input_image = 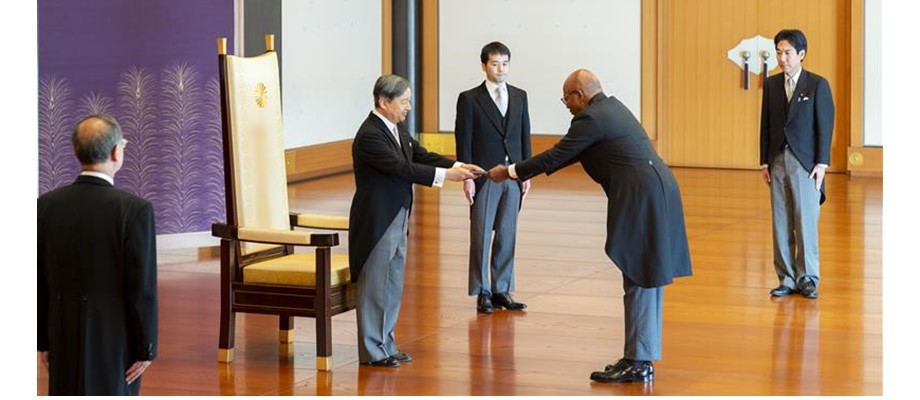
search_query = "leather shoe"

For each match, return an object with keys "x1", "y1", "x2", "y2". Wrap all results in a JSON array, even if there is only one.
[
  {"x1": 800, "y1": 280, "x2": 818, "y2": 299},
  {"x1": 604, "y1": 358, "x2": 654, "y2": 375},
  {"x1": 604, "y1": 358, "x2": 631, "y2": 371},
  {"x1": 591, "y1": 360, "x2": 654, "y2": 383},
  {"x1": 491, "y1": 293, "x2": 527, "y2": 310},
  {"x1": 477, "y1": 295, "x2": 494, "y2": 314},
  {"x1": 391, "y1": 352, "x2": 412, "y2": 362},
  {"x1": 362, "y1": 356, "x2": 400, "y2": 367},
  {"x1": 769, "y1": 285, "x2": 797, "y2": 297}
]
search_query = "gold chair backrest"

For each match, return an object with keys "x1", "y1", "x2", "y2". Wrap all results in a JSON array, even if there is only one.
[{"x1": 225, "y1": 52, "x2": 290, "y2": 255}]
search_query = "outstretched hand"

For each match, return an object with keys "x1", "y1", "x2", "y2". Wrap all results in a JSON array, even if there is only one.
[
  {"x1": 488, "y1": 165, "x2": 511, "y2": 183},
  {"x1": 446, "y1": 166, "x2": 476, "y2": 181},
  {"x1": 461, "y1": 163, "x2": 487, "y2": 175}
]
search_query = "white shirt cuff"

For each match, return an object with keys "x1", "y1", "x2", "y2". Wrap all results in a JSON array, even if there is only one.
[
  {"x1": 508, "y1": 164, "x2": 519, "y2": 179},
  {"x1": 433, "y1": 162, "x2": 463, "y2": 187},
  {"x1": 816, "y1": 163, "x2": 828, "y2": 169},
  {"x1": 433, "y1": 167, "x2": 447, "y2": 187}
]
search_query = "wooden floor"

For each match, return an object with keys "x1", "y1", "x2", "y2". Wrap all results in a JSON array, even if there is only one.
[{"x1": 37, "y1": 167, "x2": 882, "y2": 395}]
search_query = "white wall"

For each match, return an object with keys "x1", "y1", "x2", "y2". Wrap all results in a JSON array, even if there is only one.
[
  {"x1": 281, "y1": 0, "x2": 381, "y2": 148},
  {"x1": 864, "y1": 0, "x2": 882, "y2": 146},
  {"x1": 438, "y1": 0, "x2": 641, "y2": 135}
]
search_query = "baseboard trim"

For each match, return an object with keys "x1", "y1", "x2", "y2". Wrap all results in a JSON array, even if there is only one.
[
  {"x1": 156, "y1": 231, "x2": 218, "y2": 250},
  {"x1": 282, "y1": 134, "x2": 564, "y2": 180},
  {"x1": 418, "y1": 132, "x2": 563, "y2": 158},
  {"x1": 285, "y1": 139, "x2": 353, "y2": 182}
]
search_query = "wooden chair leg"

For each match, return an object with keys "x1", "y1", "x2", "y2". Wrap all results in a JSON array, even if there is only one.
[
  {"x1": 279, "y1": 315, "x2": 294, "y2": 343},
  {"x1": 218, "y1": 310, "x2": 235, "y2": 363},
  {"x1": 316, "y1": 312, "x2": 332, "y2": 371},
  {"x1": 315, "y1": 247, "x2": 332, "y2": 371},
  {"x1": 218, "y1": 240, "x2": 235, "y2": 363}
]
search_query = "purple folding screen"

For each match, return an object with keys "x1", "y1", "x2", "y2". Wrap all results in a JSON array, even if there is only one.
[{"x1": 38, "y1": 0, "x2": 233, "y2": 234}]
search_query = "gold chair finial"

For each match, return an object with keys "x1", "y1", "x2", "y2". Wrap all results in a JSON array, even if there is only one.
[
  {"x1": 217, "y1": 37, "x2": 227, "y2": 55},
  {"x1": 265, "y1": 34, "x2": 275, "y2": 52}
]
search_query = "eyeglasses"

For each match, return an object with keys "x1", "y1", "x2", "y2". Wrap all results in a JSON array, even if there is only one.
[{"x1": 560, "y1": 90, "x2": 581, "y2": 106}]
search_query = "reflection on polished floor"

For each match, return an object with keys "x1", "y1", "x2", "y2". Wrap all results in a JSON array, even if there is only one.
[{"x1": 37, "y1": 167, "x2": 882, "y2": 395}]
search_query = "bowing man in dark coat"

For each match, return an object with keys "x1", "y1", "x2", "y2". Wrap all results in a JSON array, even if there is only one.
[
  {"x1": 38, "y1": 115, "x2": 157, "y2": 395},
  {"x1": 349, "y1": 75, "x2": 484, "y2": 367},
  {"x1": 488, "y1": 69, "x2": 692, "y2": 383}
]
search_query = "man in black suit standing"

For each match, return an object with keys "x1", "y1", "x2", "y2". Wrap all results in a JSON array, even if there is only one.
[
  {"x1": 488, "y1": 69, "x2": 692, "y2": 383},
  {"x1": 454, "y1": 41, "x2": 532, "y2": 314},
  {"x1": 349, "y1": 75, "x2": 484, "y2": 367},
  {"x1": 38, "y1": 115, "x2": 158, "y2": 395},
  {"x1": 760, "y1": 29, "x2": 834, "y2": 300}
]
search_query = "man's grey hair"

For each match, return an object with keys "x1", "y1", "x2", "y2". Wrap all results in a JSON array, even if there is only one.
[
  {"x1": 72, "y1": 114, "x2": 123, "y2": 165},
  {"x1": 373, "y1": 74, "x2": 410, "y2": 108}
]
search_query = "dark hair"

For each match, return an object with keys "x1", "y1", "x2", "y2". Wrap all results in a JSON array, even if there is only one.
[
  {"x1": 774, "y1": 29, "x2": 808, "y2": 58},
  {"x1": 373, "y1": 74, "x2": 410, "y2": 108},
  {"x1": 480, "y1": 41, "x2": 511, "y2": 64},
  {"x1": 72, "y1": 114, "x2": 122, "y2": 165}
]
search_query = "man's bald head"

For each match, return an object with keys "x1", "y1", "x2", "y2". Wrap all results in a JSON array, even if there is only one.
[
  {"x1": 564, "y1": 69, "x2": 603, "y2": 98},
  {"x1": 72, "y1": 114, "x2": 123, "y2": 166},
  {"x1": 561, "y1": 69, "x2": 604, "y2": 115}
]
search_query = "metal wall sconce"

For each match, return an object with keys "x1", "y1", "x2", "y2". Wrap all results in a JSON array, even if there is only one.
[{"x1": 727, "y1": 35, "x2": 777, "y2": 90}]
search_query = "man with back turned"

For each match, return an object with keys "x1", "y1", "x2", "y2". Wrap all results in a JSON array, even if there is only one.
[{"x1": 38, "y1": 114, "x2": 158, "y2": 395}]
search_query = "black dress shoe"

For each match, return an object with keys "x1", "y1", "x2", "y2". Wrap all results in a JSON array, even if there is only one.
[
  {"x1": 391, "y1": 352, "x2": 413, "y2": 362},
  {"x1": 362, "y1": 356, "x2": 400, "y2": 367},
  {"x1": 770, "y1": 285, "x2": 797, "y2": 297},
  {"x1": 591, "y1": 360, "x2": 654, "y2": 383},
  {"x1": 800, "y1": 280, "x2": 818, "y2": 299},
  {"x1": 477, "y1": 295, "x2": 494, "y2": 314},
  {"x1": 491, "y1": 293, "x2": 527, "y2": 310},
  {"x1": 604, "y1": 358, "x2": 631, "y2": 371},
  {"x1": 604, "y1": 358, "x2": 654, "y2": 375}
]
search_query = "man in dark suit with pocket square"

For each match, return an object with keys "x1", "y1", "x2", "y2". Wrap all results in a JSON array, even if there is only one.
[
  {"x1": 38, "y1": 115, "x2": 158, "y2": 395},
  {"x1": 760, "y1": 29, "x2": 835, "y2": 300}
]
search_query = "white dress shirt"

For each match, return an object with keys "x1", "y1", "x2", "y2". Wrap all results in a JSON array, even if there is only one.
[{"x1": 484, "y1": 79, "x2": 508, "y2": 116}]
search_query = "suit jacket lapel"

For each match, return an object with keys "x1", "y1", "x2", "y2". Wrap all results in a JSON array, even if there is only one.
[
  {"x1": 770, "y1": 75, "x2": 788, "y2": 123},
  {"x1": 369, "y1": 112, "x2": 404, "y2": 157},
  {"x1": 475, "y1": 83, "x2": 506, "y2": 135},
  {"x1": 505, "y1": 87, "x2": 521, "y2": 133},
  {"x1": 398, "y1": 127, "x2": 412, "y2": 160},
  {"x1": 786, "y1": 70, "x2": 808, "y2": 124}
]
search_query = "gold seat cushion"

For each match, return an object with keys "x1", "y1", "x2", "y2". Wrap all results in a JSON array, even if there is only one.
[{"x1": 243, "y1": 254, "x2": 350, "y2": 287}]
